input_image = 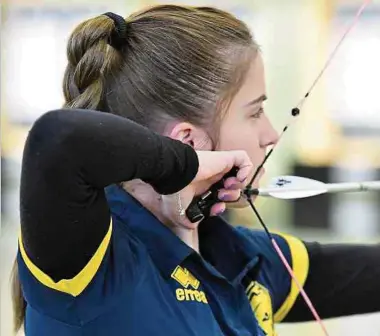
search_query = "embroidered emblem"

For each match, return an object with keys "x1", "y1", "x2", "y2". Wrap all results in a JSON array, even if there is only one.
[{"x1": 246, "y1": 281, "x2": 277, "y2": 336}]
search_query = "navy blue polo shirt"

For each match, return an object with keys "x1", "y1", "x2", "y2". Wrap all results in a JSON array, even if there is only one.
[{"x1": 18, "y1": 184, "x2": 309, "y2": 336}]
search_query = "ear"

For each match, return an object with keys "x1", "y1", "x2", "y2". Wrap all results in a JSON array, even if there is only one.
[{"x1": 166, "y1": 122, "x2": 213, "y2": 150}]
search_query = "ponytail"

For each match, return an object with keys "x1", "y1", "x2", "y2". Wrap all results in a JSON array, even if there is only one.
[
  {"x1": 63, "y1": 14, "x2": 125, "y2": 110},
  {"x1": 10, "y1": 258, "x2": 26, "y2": 334}
]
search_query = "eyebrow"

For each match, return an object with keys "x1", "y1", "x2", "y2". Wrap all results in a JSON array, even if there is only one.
[{"x1": 244, "y1": 94, "x2": 267, "y2": 107}]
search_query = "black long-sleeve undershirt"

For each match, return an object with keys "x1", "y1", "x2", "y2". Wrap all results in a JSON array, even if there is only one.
[
  {"x1": 19, "y1": 109, "x2": 379, "y2": 321},
  {"x1": 20, "y1": 109, "x2": 199, "y2": 281},
  {"x1": 286, "y1": 241, "x2": 380, "y2": 321}
]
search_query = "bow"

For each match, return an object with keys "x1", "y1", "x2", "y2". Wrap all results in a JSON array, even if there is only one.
[{"x1": 242, "y1": 1, "x2": 374, "y2": 335}]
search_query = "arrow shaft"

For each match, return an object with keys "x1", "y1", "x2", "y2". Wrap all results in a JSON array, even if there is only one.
[
  {"x1": 322, "y1": 181, "x2": 380, "y2": 192},
  {"x1": 253, "y1": 181, "x2": 380, "y2": 197}
]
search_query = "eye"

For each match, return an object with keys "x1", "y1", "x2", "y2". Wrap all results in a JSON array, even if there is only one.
[{"x1": 250, "y1": 107, "x2": 264, "y2": 119}]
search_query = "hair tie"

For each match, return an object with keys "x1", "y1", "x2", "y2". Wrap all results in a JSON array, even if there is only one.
[{"x1": 103, "y1": 12, "x2": 128, "y2": 50}]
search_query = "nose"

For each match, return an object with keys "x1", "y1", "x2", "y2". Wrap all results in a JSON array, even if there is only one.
[{"x1": 260, "y1": 116, "x2": 279, "y2": 147}]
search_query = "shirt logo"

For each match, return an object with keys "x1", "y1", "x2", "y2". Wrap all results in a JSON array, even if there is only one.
[
  {"x1": 246, "y1": 281, "x2": 277, "y2": 336},
  {"x1": 171, "y1": 266, "x2": 208, "y2": 304}
]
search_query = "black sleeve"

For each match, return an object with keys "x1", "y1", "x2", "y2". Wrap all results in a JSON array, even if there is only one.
[
  {"x1": 283, "y1": 241, "x2": 380, "y2": 322},
  {"x1": 20, "y1": 109, "x2": 199, "y2": 281}
]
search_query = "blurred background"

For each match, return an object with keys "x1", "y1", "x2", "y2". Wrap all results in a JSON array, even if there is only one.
[{"x1": 1, "y1": 0, "x2": 380, "y2": 335}]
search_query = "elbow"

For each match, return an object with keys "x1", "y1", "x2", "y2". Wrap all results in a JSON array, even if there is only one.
[
  {"x1": 24, "y1": 110, "x2": 78, "y2": 165},
  {"x1": 26, "y1": 110, "x2": 76, "y2": 152}
]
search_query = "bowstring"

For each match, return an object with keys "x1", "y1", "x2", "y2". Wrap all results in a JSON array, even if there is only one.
[
  {"x1": 246, "y1": 198, "x2": 329, "y2": 336},
  {"x1": 242, "y1": 1, "x2": 372, "y2": 335},
  {"x1": 246, "y1": 0, "x2": 372, "y2": 191}
]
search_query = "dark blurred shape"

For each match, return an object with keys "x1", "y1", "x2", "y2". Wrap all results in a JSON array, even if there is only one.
[{"x1": 290, "y1": 165, "x2": 332, "y2": 230}]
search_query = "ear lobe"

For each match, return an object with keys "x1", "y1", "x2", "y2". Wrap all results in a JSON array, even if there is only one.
[
  {"x1": 182, "y1": 130, "x2": 194, "y2": 146},
  {"x1": 181, "y1": 136, "x2": 195, "y2": 147},
  {"x1": 168, "y1": 123, "x2": 194, "y2": 145}
]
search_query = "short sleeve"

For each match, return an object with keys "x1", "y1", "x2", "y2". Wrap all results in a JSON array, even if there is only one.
[
  {"x1": 237, "y1": 227, "x2": 310, "y2": 322},
  {"x1": 18, "y1": 220, "x2": 113, "y2": 297}
]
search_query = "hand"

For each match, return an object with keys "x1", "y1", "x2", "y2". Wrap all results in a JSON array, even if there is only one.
[{"x1": 161, "y1": 150, "x2": 253, "y2": 227}]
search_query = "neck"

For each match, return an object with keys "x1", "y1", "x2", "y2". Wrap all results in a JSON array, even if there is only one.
[
  {"x1": 171, "y1": 226, "x2": 199, "y2": 253},
  {"x1": 122, "y1": 180, "x2": 200, "y2": 253}
]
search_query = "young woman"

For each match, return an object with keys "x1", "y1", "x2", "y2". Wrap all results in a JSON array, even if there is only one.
[{"x1": 12, "y1": 5, "x2": 379, "y2": 336}]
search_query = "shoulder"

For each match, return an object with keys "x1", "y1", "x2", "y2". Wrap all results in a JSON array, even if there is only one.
[
  {"x1": 235, "y1": 226, "x2": 310, "y2": 320},
  {"x1": 235, "y1": 226, "x2": 308, "y2": 266}
]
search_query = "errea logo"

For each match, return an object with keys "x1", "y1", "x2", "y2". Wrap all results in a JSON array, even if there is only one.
[{"x1": 171, "y1": 266, "x2": 208, "y2": 304}]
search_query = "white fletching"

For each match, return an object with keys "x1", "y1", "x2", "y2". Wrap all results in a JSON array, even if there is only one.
[{"x1": 264, "y1": 176, "x2": 327, "y2": 199}]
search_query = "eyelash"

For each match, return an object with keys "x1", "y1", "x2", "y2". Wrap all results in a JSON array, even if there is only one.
[{"x1": 251, "y1": 107, "x2": 264, "y2": 119}]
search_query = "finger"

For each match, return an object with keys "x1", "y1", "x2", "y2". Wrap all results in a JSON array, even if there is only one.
[
  {"x1": 230, "y1": 151, "x2": 253, "y2": 183},
  {"x1": 207, "y1": 172, "x2": 226, "y2": 186},
  {"x1": 194, "y1": 173, "x2": 225, "y2": 196},
  {"x1": 236, "y1": 164, "x2": 252, "y2": 184},
  {"x1": 218, "y1": 189, "x2": 241, "y2": 202},
  {"x1": 223, "y1": 176, "x2": 244, "y2": 190},
  {"x1": 209, "y1": 202, "x2": 226, "y2": 217},
  {"x1": 194, "y1": 151, "x2": 233, "y2": 181}
]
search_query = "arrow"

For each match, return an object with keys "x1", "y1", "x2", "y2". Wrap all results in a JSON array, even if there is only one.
[{"x1": 246, "y1": 176, "x2": 380, "y2": 199}]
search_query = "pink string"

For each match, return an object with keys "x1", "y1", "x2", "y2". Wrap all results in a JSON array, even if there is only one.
[
  {"x1": 263, "y1": 2, "x2": 372, "y2": 336},
  {"x1": 271, "y1": 239, "x2": 330, "y2": 336},
  {"x1": 296, "y1": 0, "x2": 373, "y2": 111},
  {"x1": 255, "y1": 0, "x2": 373, "y2": 178}
]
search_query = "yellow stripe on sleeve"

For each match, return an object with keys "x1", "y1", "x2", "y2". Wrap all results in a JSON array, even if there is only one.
[
  {"x1": 19, "y1": 220, "x2": 113, "y2": 297},
  {"x1": 273, "y1": 232, "x2": 309, "y2": 322}
]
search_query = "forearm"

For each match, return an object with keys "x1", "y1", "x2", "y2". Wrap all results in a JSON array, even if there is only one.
[
  {"x1": 20, "y1": 108, "x2": 199, "y2": 280},
  {"x1": 26, "y1": 109, "x2": 198, "y2": 192}
]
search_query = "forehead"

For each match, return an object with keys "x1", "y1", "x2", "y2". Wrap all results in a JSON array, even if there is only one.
[{"x1": 230, "y1": 53, "x2": 266, "y2": 106}]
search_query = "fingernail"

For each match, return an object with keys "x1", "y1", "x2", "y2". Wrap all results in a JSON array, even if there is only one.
[
  {"x1": 216, "y1": 209, "x2": 225, "y2": 216},
  {"x1": 219, "y1": 193, "x2": 228, "y2": 201}
]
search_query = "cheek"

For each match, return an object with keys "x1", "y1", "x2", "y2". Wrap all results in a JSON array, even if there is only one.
[
  {"x1": 194, "y1": 133, "x2": 214, "y2": 151},
  {"x1": 217, "y1": 120, "x2": 261, "y2": 161}
]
